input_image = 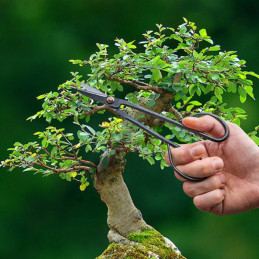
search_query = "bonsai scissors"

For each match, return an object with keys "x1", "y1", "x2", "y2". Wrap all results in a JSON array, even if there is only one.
[{"x1": 72, "y1": 83, "x2": 229, "y2": 182}]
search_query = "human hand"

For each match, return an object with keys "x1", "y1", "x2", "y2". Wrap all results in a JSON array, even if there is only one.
[{"x1": 165, "y1": 116, "x2": 259, "y2": 215}]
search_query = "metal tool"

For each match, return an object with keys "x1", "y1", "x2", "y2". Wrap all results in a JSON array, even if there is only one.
[{"x1": 72, "y1": 83, "x2": 229, "y2": 181}]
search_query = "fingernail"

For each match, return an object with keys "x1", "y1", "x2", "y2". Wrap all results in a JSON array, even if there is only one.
[
  {"x1": 212, "y1": 158, "x2": 224, "y2": 172},
  {"x1": 190, "y1": 145, "x2": 205, "y2": 157}
]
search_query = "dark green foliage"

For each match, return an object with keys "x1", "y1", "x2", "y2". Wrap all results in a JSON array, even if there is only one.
[{"x1": 1, "y1": 19, "x2": 259, "y2": 191}]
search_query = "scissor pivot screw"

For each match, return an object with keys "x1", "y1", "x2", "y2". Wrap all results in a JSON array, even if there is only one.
[{"x1": 107, "y1": 96, "x2": 115, "y2": 104}]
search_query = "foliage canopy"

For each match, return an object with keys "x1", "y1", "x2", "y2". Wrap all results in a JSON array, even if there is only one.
[{"x1": 2, "y1": 19, "x2": 259, "y2": 190}]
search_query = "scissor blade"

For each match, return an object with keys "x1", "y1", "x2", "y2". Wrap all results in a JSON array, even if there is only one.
[
  {"x1": 71, "y1": 83, "x2": 108, "y2": 105},
  {"x1": 80, "y1": 83, "x2": 107, "y2": 97}
]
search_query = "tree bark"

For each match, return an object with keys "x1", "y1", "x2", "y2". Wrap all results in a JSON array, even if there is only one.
[
  {"x1": 94, "y1": 150, "x2": 185, "y2": 258},
  {"x1": 94, "y1": 150, "x2": 150, "y2": 237},
  {"x1": 94, "y1": 89, "x2": 185, "y2": 258}
]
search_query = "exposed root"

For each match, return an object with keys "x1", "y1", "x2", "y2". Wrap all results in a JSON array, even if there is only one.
[{"x1": 97, "y1": 228, "x2": 186, "y2": 259}]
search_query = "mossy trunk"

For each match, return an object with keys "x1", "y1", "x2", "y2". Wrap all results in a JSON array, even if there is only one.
[
  {"x1": 94, "y1": 89, "x2": 185, "y2": 258},
  {"x1": 94, "y1": 150, "x2": 186, "y2": 259}
]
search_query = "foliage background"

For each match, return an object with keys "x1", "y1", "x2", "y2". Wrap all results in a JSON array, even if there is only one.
[{"x1": 0, "y1": 0, "x2": 258, "y2": 258}]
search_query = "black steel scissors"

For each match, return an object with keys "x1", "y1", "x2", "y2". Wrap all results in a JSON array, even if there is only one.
[{"x1": 72, "y1": 83, "x2": 229, "y2": 182}]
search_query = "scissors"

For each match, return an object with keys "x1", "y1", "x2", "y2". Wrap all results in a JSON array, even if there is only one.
[{"x1": 72, "y1": 83, "x2": 229, "y2": 182}]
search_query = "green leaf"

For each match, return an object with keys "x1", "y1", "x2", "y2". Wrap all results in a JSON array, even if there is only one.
[
  {"x1": 84, "y1": 125, "x2": 96, "y2": 135},
  {"x1": 151, "y1": 69, "x2": 162, "y2": 82},
  {"x1": 244, "y1": 85, "x2": 254, "y2": 99},
  {"x1": 109, "y1": 149, "x2": 116, "y2": 155},
  {"x1": 77, "y1": 131, "x2": 89, "y2": 141},
  {"x1": 204, "y1": 38, "x2": 213, "y2": 44},
  {"x1": 37, "y1": 95, "x2": 46, "y2": 100},
  {"x1": 51, "y1": 146, "x2": 58, "y2": 157},
  {"x1": 199, "y1": 29, "x2": 207, "y2": 37},
  {"x1": 146, "y1": 156, "x2": 155, "y2": 165},
  {"x1": 227, "y1": 81, "x2": 237, "y2": 93},
  {"x1": 148, "y1": 99, "x2": 156, "y2": 108},
  {"x1": 112, "y1": 133, "x2": 123, "y2": 141},
  {"x1": 189, "y1": 101, "x2": 202, "y2": 106},
  {"x1": 245, "y1": 71, "x2": 259, "y2": 79},
  {"x1": 251, "y1": 135, "x2": 259, "y2": 145},
  {"x1": 42, "y1": 138, "x2": 48, "y2": 148},
  {"x1": 101, "y1": 154, "x2": 110, "y2": 168},
  {"x1": 23, "y1": 167, "x2": 36, "y2": 172},
  {"x1": 80, "y1": 182, "x2": 89, "y2": 191},
  {"x1": 238, "y1": 86, "x2": 247, "y2": 103},
  {"x1": 186, "y1": 105, "x2": 194, "y2": 112},
  {"x1": 215, "y1": 87, "x2": 223, "y2": 102},
  {"x1": 208, "y1": 45, "x2": 221, "y2": 52},
  {"x1": 169, "y1": 34, "x2": 183, "y2": 43}
]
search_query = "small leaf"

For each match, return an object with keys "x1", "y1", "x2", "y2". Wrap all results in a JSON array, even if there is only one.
[
  {"x1": 23, "y1": 168, "x2": 36, "y2": 172},
  {"x1": 148, "y1": 99, "x2": 156, "y2": 108},
  {"x1": 215, "y1": 87, "x2": 223, "y2": 102},
  {"x1": 251, "y1": 135, "x2": 259, "y2": 145},
  {"x1": 37, "y1": 95, "x2": 45, "y2": 100},
  {"x1": 80, "y1": 182, "x2": 89, "y2": 191},
  {"x1": 101, "y1": 155, "x2": 110, "y2": 168},
  {"x1": 109, "y1": 149, "x2": 116, "y2": 155},
  {"x1": 151, "y1": 69, "x2": 162, "y2": 82},
  {"x1": 244, "y1": 85, "x2": 254, "y2": 99},
  {"x1": 227, "y1": 82, "x2": 237, "y2": 93},
  {"x1": 77, "y1": 131, "x2": 89, "y2": 141},
  {"x1": 208, "y1": 45, "x2": 221, "y2": 52},
  {"x1": 70, "y1": 172, "x2": 77, "y2": 178},
  {"x1": 101, "y1": 122, "x2": 110, "y2": 128},
  {"x1": 199, "y1": 29, "x2": 207, "y2": 37},
  {"x1": 84, "y1": 125, "x2": 96, "y2": 135},
  {"x1": 238, "y1": 86, "x2": 247, "y2": 103},
  {"x1": 189, "y1": 101, "x2": 202, "y2": 106}
]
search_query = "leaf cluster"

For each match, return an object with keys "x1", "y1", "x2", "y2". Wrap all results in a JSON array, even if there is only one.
[{"x1": 2, "y1": 19, "x2": 259, "y2": 190}]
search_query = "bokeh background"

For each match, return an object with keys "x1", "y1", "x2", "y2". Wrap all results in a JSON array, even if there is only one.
[{"x1": 1, "y1": 0, "x2": 259, "y2": 258}]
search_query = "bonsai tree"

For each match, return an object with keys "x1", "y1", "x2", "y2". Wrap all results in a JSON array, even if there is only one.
[{"x1": 1, "y1": 19, "x2": 259, "y2": 258}]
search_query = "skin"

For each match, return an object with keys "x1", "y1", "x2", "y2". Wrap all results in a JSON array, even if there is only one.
[{"x1": 165, "y1": 116, "x2": 259, "y2": 215}]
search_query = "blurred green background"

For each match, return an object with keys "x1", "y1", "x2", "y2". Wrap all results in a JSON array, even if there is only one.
[{"x1": 1, "y1": 0, "x2": 259, "y2": 258}]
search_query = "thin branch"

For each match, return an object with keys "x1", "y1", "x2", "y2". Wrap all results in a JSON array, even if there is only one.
[
  {"x1": 104, "y1": 74, "x2": 164, "y2": 94},
  {"x1": 168, "y1": 107, "x2": 183, "y2": 120},
  {"x1": 84, "y1": 104, "x2": 117, "y2": 117}
]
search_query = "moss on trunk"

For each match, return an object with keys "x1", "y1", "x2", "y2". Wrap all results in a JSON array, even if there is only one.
[{"x1": 97, "y1": 228, "x2": 186, "y2": 259}]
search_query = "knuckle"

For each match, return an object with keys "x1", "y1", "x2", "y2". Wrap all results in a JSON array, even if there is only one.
[
  {"x1": 177, "y1": 149, "x2": 186, "y2": 163},
  {"x1": 183, "y1": 182, "x2": 195, "y2": 197},
  {"x1": 199, "y1": 162, "x2": 209, "y2": 177},
  {"x1": 214, "y1": 189, "x2": 223, "y2": 202},
  {"x1": 193, "y1": 196, "x2": 209, "y2": 212},
  {"x1": 211, "y1": 175, "x2": 221, "y2": 189}
]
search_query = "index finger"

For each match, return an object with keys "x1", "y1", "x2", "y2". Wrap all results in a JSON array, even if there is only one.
[{"x1": 182, "y1": 115, "x2": 227, "y2": 139}]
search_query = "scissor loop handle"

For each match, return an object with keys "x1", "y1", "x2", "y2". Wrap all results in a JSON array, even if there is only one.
[
  {"x1": 186, "y1": 112, "x2": 229, "y2": 142},
  {"x1": 167, "y1": 144, "x2": 207, "y2": 182},
  {"x1": 168, "y1": 112, "x2": 229, "y2": 182}
]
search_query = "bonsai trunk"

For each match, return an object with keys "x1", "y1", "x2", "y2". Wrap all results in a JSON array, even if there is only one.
[{"x1": 94, "y1": 150, "x2": 185, "y2": 259}]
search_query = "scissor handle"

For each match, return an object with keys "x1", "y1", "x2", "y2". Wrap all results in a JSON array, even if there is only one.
[
  {"x1": 120, "y1": 100, "x2": 229, "y2": 144},
  {"x1": 117, "y1": 102, "x2": 229, "y2": 182}
]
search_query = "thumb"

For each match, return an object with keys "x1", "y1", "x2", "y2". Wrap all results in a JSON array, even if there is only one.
[{"x1": 182, "y1": 115, "x2": 226, "y2": 138}]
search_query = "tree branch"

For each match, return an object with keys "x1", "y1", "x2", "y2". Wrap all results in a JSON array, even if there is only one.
[
  {"x1": 169, "y1": 107, "x2": 183, "y2": 120},
  {"x1": 104, "y1": 74, "x2": 164, "y2": 94}
]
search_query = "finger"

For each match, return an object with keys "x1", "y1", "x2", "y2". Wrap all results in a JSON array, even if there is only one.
[
  {"x1": 182, "y1": 115, "x2": 226, "y2": 139},
  {"x1": 165, "y1": 143, "x2": 207, "y2": 166},
  {"x1": 175, "y1": 156, "x2": 224, "y2": 179},
  {"x1": 183, "y1": 173, "x2": 226, "y2": 197},
  {"x1": 193, "y1": 189, "x2": 226, "y2": 213}
]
